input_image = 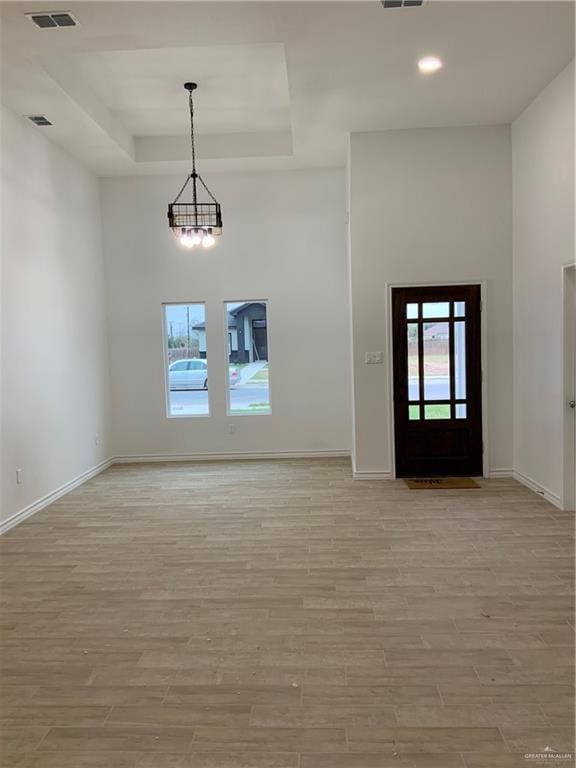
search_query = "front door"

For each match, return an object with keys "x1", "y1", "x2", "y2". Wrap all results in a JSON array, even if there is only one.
[
  {"x1": 392, "y1": 285, "x2": 483, "y2": 477},
  {"x1": 252, "y1": 319, "x2": 268, "y2": 361}
]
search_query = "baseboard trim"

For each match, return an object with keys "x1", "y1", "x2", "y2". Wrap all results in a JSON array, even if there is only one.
[
  {"x1": 487, "y1": 468, "x2": 514, "y2": 478},
  {"x1": 513, "y1": 470, "x2": 562, "y2": 509},
  {"x1": 353, "y1": 470, "x2": 392, "y2": 481},
  {"x1": 356, "y1": 469, "x2": 515, "y2": 481},
  {"x1": 113, "y1": 450, "x2": 350, "y2": 464},
  {"x1": 0, "y1": 458, "x2": 113, "y2": 536}
]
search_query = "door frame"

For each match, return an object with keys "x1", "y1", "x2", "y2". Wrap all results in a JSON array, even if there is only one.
[
  {"x1": 562, "y1": 263, "x2": 576, "y2": 511},
  {"x1": 385, "y1": 280, "x2": 489, "y2": 479}
]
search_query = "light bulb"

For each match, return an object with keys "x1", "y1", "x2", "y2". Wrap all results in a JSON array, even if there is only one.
[
  {"x1": 180, "y1": 232, "x2": 194, "y2": 248},
  {"x1": 202, "y1": 233, "x2": 215, "y2": 248},
  {"x1": 191, "y1": 230, "x2": 202, "y2": 246},
  {"x1": 418, "y1": 55, "x2": 443, "y2": 74}
]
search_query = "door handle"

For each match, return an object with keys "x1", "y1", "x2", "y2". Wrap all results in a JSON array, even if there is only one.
[{"x1": 570, "y1": 400, "x2": 576, "y2": 409}]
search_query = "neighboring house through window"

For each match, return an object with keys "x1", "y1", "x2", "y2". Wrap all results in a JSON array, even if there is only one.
[
  {"x1": 193, "y1": 302, "x2": 268, "y2": 363},
  {"x1": 225, "y1": 301, "x2": 270, "y2": 415}
]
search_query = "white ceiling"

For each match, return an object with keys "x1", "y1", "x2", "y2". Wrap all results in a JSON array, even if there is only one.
[
  {"x1": 46, "y1": 44, "x2": 291, "y2": 134},
  {"x1": 1, "y1": 1, "x2": 573, "y2": 176}
]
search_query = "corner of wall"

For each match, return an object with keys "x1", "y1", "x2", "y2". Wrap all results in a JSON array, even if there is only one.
[{"x1": 511, "y1": 59, "x2": 575, "y2": 504}]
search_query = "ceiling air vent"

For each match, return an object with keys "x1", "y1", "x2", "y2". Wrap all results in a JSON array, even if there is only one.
[
  {"x1": 25, "y1": 11, "x2": 78, "y2": 28},
  {"x1": 27, "y1": 115, "x2": 53, "y2": 126},
  {"x1": 381, "y1": 0, "x2": 424, "y2": 7}
]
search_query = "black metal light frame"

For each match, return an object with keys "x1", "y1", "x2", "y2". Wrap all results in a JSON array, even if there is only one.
[{"x1": 168, "y1": 83, "x2": 222, "y2": 239}]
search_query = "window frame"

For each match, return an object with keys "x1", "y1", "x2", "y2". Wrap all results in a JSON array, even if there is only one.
[
  {"x1": 161, "y1": 301, "x2": 210, "y2": 419},
  {"x1": 224, "y1": 299, "x2": 272, "y2": 417}
]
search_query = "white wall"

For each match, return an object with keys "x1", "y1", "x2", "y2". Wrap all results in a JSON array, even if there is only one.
[
  {"x1": 348, "y1": 126, "x2": 513, "y2": 476},
  {"x1": 1, "y1": 107, "x2": 110, "y2": 526},
  {"x1": 512, "y1": 61, "x2": 575, "y2": 506},
  {"x1": 100, "y1": 169, "x2": 351, "y2": 458}
]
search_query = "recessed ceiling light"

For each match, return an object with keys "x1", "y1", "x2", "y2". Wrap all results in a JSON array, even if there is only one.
[{"x1": 418, "y1": 56, "x2": 443, "y2": 74}]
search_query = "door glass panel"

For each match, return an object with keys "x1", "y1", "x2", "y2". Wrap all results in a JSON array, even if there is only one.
[
  {"x1": 424, "y1": 404, "x2": 451, "y2": 419},
  {"x1": 454, "y1": 321, "x2": 466, "y2": 399},
  {"x1": 454, "y1": 301, "x2": 466, "y2": 317},
  {"x1": 422, "y1": 302, "x2": 449, "y2": 319},
  {"x1": 455, "y1": 404, "x2": 467, "y2": 419},
  {"x1": 406, "y1": 303, "x2": 418, "y2": 320},
  {"x1": 407, "y1": 323, "x2": 419, "y2": 401},
  {"x1": 408, "y1": 404, "x2": 420, "y2": 420},
  {"x1": 423, "y1": 322, "x2": 450, "y2": 400}
]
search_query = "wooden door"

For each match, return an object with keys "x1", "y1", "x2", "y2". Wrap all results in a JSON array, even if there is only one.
[
  {"x1": 252, "y1": 319, "x2": 268, "y2": 361},
  {"x1": 392, "y1": 285, "x2": 483, "y2": 477}
]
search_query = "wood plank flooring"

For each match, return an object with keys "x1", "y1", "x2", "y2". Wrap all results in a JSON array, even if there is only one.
[{"x1": 0, "y1": 458, "x2": 574, "y2": 767}]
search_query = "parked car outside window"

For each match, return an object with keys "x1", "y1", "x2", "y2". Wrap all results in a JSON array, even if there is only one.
[{"x1": 168, "y1": 359, "x2": 239, "y2": 390}]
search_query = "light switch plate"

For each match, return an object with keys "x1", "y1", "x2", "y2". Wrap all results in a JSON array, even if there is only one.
[{"x1": 365, "y1": 352, "x2": 384, "y2": 364}]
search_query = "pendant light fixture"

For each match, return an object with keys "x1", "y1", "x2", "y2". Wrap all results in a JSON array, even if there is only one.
[{"x1": 168, "y1": 83, "x2": 222, "y2": 249}]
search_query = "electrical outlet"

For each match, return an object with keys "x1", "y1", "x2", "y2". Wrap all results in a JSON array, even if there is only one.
[
  {"x1": 228, "y1": 424, "x2": 236, "y2": 435},
  {"x1": 365, "y1": 351, "x2": 384, "y2": 364},
  {"x1": 16, "y1": 469, "x2": 23, "y2": 485}
]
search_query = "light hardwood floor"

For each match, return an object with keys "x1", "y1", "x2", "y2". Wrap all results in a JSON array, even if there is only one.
[{"x1": 0, "y1": 458, "x2": 574, "y2": 767}]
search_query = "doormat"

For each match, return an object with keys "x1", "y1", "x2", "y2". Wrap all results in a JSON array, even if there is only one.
[{"x1": 404, "y1": 477, "x2": 480, "y2": 489}]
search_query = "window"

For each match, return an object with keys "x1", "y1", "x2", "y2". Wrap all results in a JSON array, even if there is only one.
[
  {"x1": 401, "y1": 298, "x2": 469, "y2": 421},
  {"x1": 163, "y1": 303, "x2": 209, "y2": 417},
  {"x1": 225, "y1": 301, "x2": 271, "y2": 415}
]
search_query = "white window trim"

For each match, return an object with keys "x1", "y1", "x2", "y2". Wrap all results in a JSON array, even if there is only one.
[
  {"x1": 161, "y1": 301, "x2": 211, "y2": 419},
  {"x1": 224, "y1": 299, "x2": 272, "y2": 417}
]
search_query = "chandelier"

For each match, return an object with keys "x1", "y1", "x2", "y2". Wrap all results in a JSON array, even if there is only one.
[{"x1": 168, "y1": 82, "x2": 222, "y2": 249}]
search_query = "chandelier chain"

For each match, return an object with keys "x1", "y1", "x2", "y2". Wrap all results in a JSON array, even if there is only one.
[
  {"x1": 172, "y1": 88, "x2": 217, "y2": 204},
  {"x1": 189, "y1": 89, "x2": 197, "y2": 175},
  {"x1": 172, "y1": 175, "x2": 191, "y2": 205},
  {"x1": 197, "y1": 173, "x2": 218, "y2": 204}
]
